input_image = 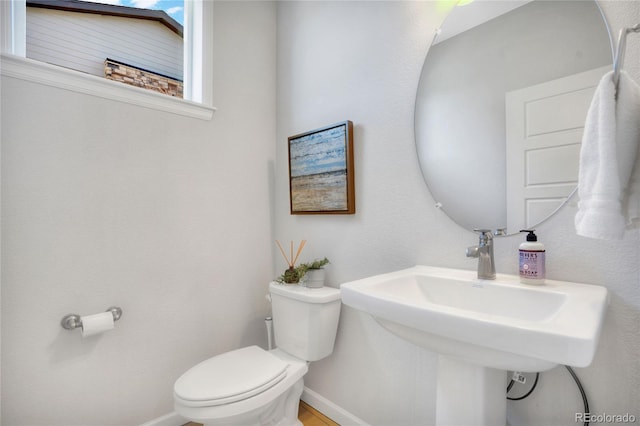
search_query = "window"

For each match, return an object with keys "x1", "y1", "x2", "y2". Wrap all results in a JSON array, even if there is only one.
[{"x1": 1, "y1": 0, "x2": 214, "y2": 120}]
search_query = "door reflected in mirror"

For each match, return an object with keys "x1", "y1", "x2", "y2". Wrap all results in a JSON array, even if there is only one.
[{"x1": 414, "y1": 0, "x2": 612, "y2": 234}]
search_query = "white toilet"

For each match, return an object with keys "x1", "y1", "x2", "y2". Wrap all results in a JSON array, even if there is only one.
[{"x1": 174, "y1": 282, "x2": 342, "y2": 426}]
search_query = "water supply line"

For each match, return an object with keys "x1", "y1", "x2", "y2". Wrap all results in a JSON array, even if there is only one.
[
  {"x1": 265, "y1": 316, "x2": 274, "y2": 350},
  {"x1": 506, "y1": 366, "x2": 590, "y2": 426}
]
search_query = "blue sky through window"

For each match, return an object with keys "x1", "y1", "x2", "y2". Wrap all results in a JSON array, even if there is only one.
[{"x1": 86, "y1": 0, "x2": 184, "y2": 25}]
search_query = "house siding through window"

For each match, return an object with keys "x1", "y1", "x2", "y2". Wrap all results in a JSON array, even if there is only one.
[{"x1": 26, "y1": 6, "x2": 183, "y2": 81}]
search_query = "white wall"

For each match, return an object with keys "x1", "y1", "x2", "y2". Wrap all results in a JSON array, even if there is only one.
[
  {"x1": 276, "y1": 1, "x2": 640, "y2": 425},
  {"x1": 2, "y1": 1, "x2": 639, "y2": 425},
  {"x1": 1, "y1": 1, "x2": 276, "y2": 425}
]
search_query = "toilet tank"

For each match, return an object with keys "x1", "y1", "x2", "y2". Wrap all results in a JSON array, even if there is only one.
[{"x1": 269, "y1": 282, "x2": 341, "y2": 361}]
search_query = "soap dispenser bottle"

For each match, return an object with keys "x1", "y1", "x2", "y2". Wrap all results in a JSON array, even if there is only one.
[{"x1": 519, "y1": 230, "x2": 545, "y2": 285}]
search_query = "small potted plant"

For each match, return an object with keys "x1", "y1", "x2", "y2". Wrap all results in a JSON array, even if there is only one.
[{"x1": 298, "y1": 257, "x2": 330, "y2": 288}]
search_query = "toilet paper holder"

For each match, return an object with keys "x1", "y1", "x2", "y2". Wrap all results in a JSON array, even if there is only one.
[{"x1": 61, "y1": 306, "x2": 123, "y2": 330}]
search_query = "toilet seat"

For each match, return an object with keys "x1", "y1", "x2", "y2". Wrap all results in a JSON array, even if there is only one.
[{"x1": 174, "y1": 346, "x2": 288, "y2": 407}]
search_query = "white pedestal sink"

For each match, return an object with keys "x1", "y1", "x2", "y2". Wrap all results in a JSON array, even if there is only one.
[
  {"x1": 436, "y1": 356, "x2": 505, "y2": 426},
  {"x1": 340, "y1": 266, "x2": 608, "y2": 426}
]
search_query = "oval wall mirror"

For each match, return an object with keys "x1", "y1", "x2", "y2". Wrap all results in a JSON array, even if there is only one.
[{"x1": 415, "y1": 0, "x2": 613, "y2": 234}]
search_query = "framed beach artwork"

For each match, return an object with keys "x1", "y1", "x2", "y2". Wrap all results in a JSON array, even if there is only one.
[{"x1": 288, "y1": 121, "x2": 355, "y2": 214}]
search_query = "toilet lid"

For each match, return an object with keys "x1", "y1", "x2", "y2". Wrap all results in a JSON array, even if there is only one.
[{"x1": 174, "y1": 346, "x2": 288, "y2": 406}]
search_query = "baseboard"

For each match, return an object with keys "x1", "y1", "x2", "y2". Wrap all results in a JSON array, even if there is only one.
[
  {"x1": 138, "y1": 411, "x2": 186, "y2": 426},
  {"x1": 301, "y1": 387, "x2": 369, "y2": 426}
]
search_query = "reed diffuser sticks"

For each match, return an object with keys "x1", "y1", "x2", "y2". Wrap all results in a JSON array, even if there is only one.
[{"x1": 276, "y1": 239, "x2": 307, "y2": 269}]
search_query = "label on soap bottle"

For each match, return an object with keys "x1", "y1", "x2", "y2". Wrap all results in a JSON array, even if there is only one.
[{"x1": 519, "y1": 250, "x2": 546, "y2": 281}]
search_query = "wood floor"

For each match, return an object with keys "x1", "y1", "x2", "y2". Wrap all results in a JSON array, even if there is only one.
[
  {"x1": 183, "y1": 400, "x2": 339, "y2": 426},
  {"x1": 298, "y1": 401, "x2": 340, "y2": 426}
]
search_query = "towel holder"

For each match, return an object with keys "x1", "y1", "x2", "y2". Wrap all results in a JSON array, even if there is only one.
[{"x1": 613, "y1": 23, "x2": 640, "y2": 92}]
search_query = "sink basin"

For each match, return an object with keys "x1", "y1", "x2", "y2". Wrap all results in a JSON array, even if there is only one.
[{"x1": 341, "y1": 265, "x2": 608, "y2": 372}]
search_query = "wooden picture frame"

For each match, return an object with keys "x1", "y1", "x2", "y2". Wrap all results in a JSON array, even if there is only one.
[{"x1": 288, "y1": 121, "x2": 355, "y2": 215}]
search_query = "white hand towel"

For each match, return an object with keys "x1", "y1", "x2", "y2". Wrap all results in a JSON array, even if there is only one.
[
  {"x1": 575, "y1": 70, "x2": 640, "y2": 240},
  {"x1": 620, "y1": 72, "x2": 640, "y2": 227}
]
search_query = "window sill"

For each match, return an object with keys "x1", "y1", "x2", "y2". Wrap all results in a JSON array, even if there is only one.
[{"x1": 0, "y1": 54, "x2": 215, "y2": 120}]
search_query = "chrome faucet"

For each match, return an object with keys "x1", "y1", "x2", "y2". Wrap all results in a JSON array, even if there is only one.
[{"x1": 466, "y1": 229, "x2": 496, "y2": 280}]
